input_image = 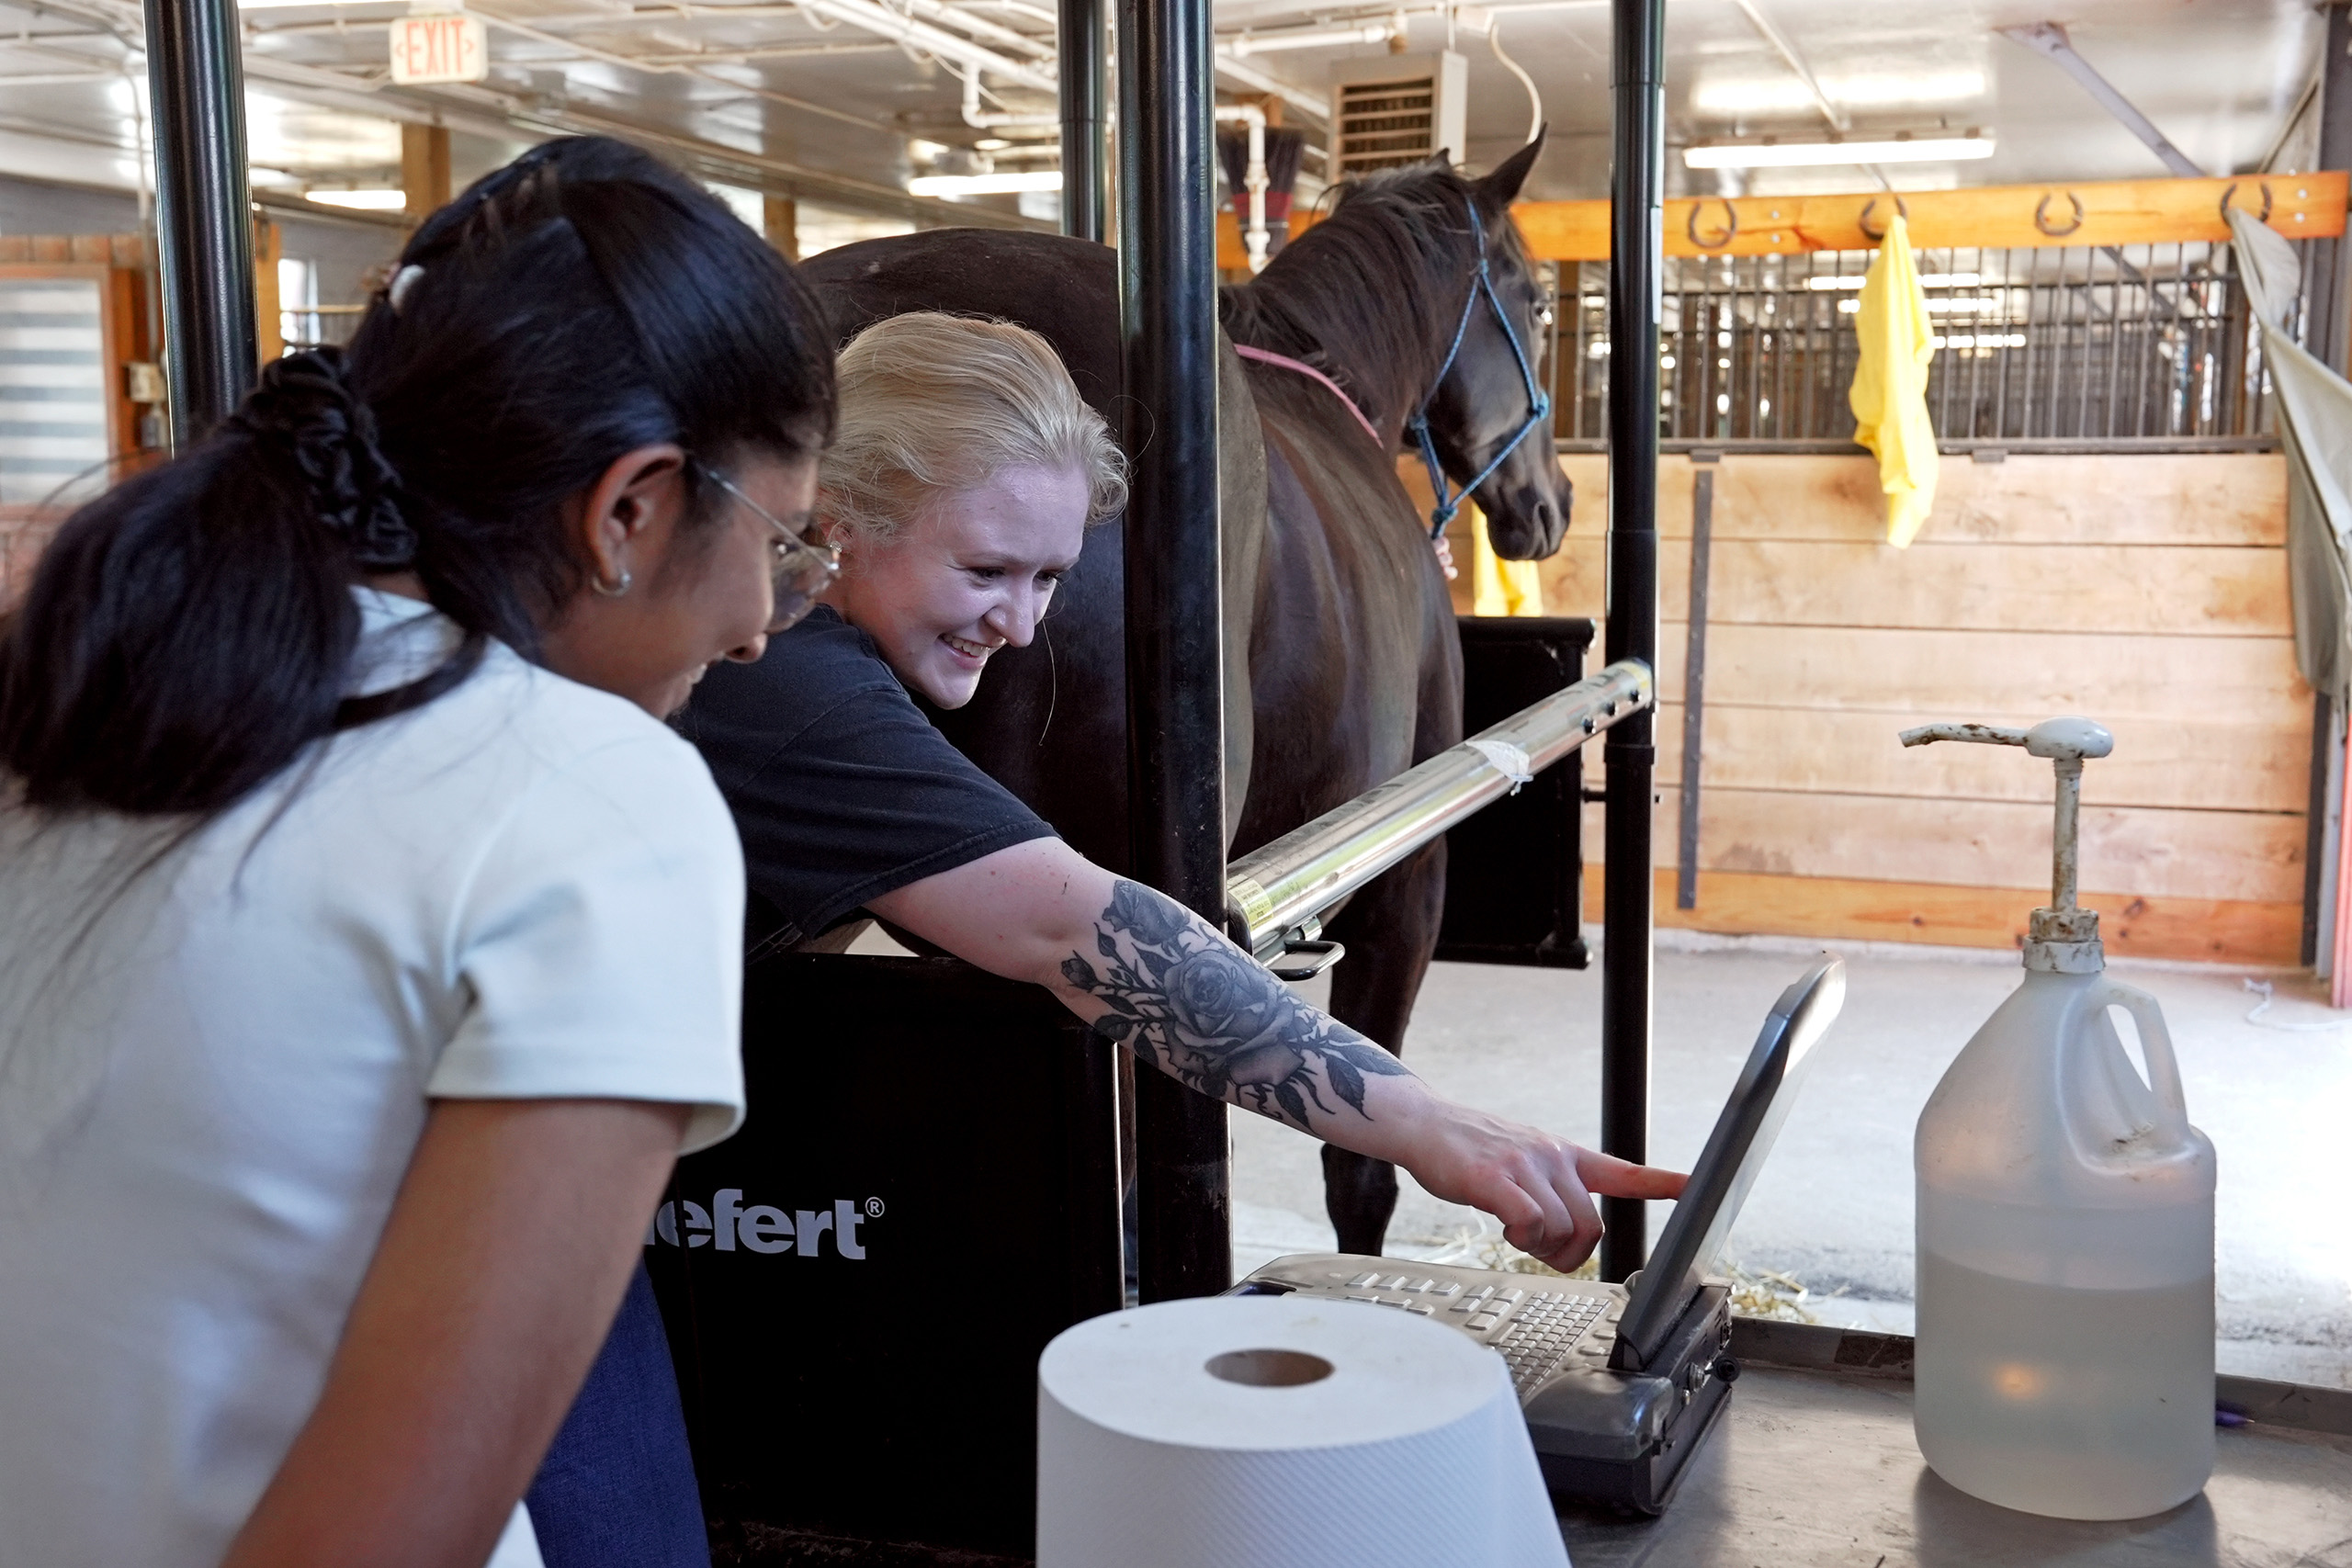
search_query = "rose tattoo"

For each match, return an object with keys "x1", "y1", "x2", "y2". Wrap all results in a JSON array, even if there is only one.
[{"x1": 1062, "y1": 879, "x2": 1410, "y2": 1131}]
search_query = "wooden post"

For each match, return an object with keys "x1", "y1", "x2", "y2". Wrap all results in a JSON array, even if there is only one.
[
  {"x1": 252, "y1": 215, "x2": 282, "y2": 366},
  {"x1": 763, "y1": 194, "x2": 799, "y2": 263},
  {"x1": 401, "y1": 124, "x2": 452, "y2": 222}
]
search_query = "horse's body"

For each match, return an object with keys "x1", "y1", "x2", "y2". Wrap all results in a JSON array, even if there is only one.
[{"x1": 798, "y1": 146, "x2": 1569, "y2": 1252}]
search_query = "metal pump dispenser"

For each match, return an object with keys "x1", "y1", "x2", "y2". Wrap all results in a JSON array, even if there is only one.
[
  {"x1": 1900, "y1": 715, "x2": 2114, "y2": 973},
  {"x1": 1901, "y1": 715, "x2": 2216, "y2": 1521}
]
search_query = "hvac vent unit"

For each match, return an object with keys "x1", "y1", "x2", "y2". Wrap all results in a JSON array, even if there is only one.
[{"x1": 1329, "y1": 51, "x2": 1466, "y2": 179}]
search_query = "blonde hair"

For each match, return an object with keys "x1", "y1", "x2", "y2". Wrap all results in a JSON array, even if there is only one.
[{"x1": 820, "y1": 311, "x2": 1126, "y2": 547}]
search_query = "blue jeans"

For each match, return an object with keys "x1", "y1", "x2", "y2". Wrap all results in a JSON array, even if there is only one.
[{"x1": 526, "y1": 1263, "x2": 710, "y2": 1568}]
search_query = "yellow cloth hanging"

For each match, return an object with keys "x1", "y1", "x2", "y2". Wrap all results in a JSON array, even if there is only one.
[
  {"x1": 1848, "y1": 212, "x2": 1939, "y2": 548},
  {"x1": 1468, "y1": 500, "x2": 1548, "y2": 616}
]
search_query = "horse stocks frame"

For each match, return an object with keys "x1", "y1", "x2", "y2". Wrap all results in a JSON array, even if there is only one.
[{"x1": 139, "y1": 0, "x2": 1665, "y2": 1557}]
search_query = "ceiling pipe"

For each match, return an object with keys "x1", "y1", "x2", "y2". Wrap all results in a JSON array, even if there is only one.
[
  {"x1": 1727, "y1": 0, "x2": 1845, "y2": 132},
  {"x1": 963, "y1": 60, "x2": 1059, "y2": 127},
  {"x1": 897, "y1": 0, "x2": 1055, "y2": 60},
  {"x1": 1214, "y1": 101, "x2": 1268, "y2": 271},
  {"x1": 237, "y1": 0, "x2": 1330, "y2": 135},
  {"x1": 1207, "y1": 49, "x2": 1327, "y2": 126},
  {"x1": 1218, "y1": 20, "x2": 1392, "y2": 57},
  {"x1": 797, "y1": 0, "x2": 1057, "y2": 90},
  {"x1": 26, "y1": 0, "x2": 1331, "y2": 226},
  {"x1": 476, "y1": 0, "x2": 1059, "y2": 93},
  {"x1": 2000, "y1": 21, "x2": 2204, "y2": 177}
]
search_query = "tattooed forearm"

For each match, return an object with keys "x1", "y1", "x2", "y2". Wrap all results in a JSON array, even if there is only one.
[{"x1": 1058, "y1": 879, "x2": 1413, "y2": 1132}]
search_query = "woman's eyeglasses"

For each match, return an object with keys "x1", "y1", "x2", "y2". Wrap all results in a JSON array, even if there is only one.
[{"x1": 695, "y1": 463, "x2": 839, "y2": 633}]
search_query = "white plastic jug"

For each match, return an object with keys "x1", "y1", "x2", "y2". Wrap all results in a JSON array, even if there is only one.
[{"x1": 1905, "y1": 717, "x2": 2216, "y2": 1520}]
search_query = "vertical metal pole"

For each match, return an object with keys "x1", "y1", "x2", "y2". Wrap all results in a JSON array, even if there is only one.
[
  {"x1": 1676, "y1": 466, "x2": 1713, "y2": 912},
  {"x1": 1117, "y1": 0, "x2": 1228, "y2": 1302},
  {"x1": 1059, "y1": 0, "x2": 1110, "y2": 243},
  {"x1": 2302, "y1": 1, "x2": 2352, "y2": 964},
  {"x1": 144, "y1": 0, "x2": 257, "y2": 446},
  {"x1": 1600, "y1": 0, "x2": 1663, "y2": 1285}
]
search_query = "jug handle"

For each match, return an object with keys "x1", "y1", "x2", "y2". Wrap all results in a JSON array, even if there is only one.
[{"x1": 2086, "y1": 977, "x2": 2190, "y2": 1136}]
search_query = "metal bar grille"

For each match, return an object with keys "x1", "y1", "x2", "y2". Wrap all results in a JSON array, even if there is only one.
[{"x1": 1555, "y1": 239, "x2": 2300, "y2": 448}]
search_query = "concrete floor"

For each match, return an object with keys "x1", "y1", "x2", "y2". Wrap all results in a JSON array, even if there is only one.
[{"x1": 1232, "y1": 933, "x2": 2352, "y2": 1390}]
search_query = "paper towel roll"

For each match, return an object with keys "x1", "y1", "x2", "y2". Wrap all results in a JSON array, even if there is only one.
[{"x1": 1036, "y1": 1296, "x2": 1570, "y2": 1568}]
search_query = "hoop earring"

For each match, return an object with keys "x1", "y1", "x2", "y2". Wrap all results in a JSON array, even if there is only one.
[{"x1": 592, "y1": 568, "x2": 632, "y2": 597}]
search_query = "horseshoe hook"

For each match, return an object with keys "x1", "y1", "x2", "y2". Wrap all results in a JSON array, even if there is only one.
[
  {"x1": 2220, "y1": 180, "x2": 2274, "y2": 225},
  {"x1": 1687, "y1": 197, "x2": 1738, "y2": 251},
  {"x1": 1857, "y1": 193, "x2": 1910, "y2": 243},
  {"x1": 2033, "y1": 191, "x2": 2085, "y2": 237}
]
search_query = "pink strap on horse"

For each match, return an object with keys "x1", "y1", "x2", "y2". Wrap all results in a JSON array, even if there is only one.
[{"x1": 1232, "y1": 344, "x2": 1384, "y2": 450}]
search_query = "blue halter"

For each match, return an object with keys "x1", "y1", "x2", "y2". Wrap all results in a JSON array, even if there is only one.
[{"x1": 1404, "y1": 198, "x2": 1554, "y2": 541}]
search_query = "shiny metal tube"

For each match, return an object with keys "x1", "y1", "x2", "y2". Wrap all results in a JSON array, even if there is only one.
[
  {"x1": 1227, "y1": 659, "x2": 1654, "y2": 956},
  {"x1": 145, "y1": 0, "x2": 256, "y2": 445}
]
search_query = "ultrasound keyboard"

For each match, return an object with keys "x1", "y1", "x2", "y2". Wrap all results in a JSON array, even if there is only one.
[{"x1": 1246, "y1": 1260, "x2": 1622, "y2": 1399}]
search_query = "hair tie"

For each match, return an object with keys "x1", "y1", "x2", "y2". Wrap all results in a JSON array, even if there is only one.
[
  {"x1": 229, "y1": 349, "x2": 419, "y2": 570},
  {"x1": 388, "y1": 265, "x2": 425, "y2": 313}
]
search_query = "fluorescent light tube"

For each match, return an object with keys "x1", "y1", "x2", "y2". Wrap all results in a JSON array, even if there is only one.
[
  {"x1": 1836, "y1": 297, "x2": 2009, "y2": 314},
  {"x1": 1685, "y1": 136, "x2": 1994, "y2": 169},
  {"x1": 305, "y1": 189, "x2": 410, "y2": 210},
  {"x1": 1808, "y1": 272, "x2": 1982, "y2": 290},
  {"x1": 908, "y1": 171, "x2": 1063, "y2": 197}
]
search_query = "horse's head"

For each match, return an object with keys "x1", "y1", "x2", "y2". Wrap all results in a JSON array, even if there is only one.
[{"x1": 1419, "y1": 135, "x2": 1572, "y2": 561}]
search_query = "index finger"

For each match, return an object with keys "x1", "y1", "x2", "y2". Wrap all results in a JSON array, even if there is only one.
[{"x1": 1573, "y1": 1146, "x2": 1689, "y2": 1201}]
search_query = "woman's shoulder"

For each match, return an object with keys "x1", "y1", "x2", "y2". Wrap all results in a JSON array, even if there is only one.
[
  {"x1": 450, "y1": 650, "x2": 717, "y2": 796},
  {"x1": 686, "y1": 605, "x2": 907, "y2": 735},
  {"x1": 760, "y1": 605, "x2": 899, "y2": 688},
  {"x1": 336, "y1": 599, "x2": 722, "y2": 829}
]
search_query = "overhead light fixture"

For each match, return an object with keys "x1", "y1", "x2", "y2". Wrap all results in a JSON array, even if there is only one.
[
  {"x1": 1684, "y1": 132, "x2": 1994, "y2": 169},
  {"x1": 908, "y1": 171, "x2": 1062, "y2": 197},
  {"x1": 305, "y1": 188, "x2": 410, "y2": 210}
]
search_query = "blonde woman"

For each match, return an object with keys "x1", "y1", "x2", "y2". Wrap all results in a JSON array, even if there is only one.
[
  {"x1": 542, "y1": 314, "x2": 1681, "y2": 1566},
  {"x1": 690, "y1": 309, "x2": 1676, "y2": 1243}
]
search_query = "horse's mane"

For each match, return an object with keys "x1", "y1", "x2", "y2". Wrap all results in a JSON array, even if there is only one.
[{"x1": 1220, "y1": 162, "x2": 1521, "y2": 429}]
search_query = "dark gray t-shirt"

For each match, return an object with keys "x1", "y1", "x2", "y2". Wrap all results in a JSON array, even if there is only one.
[{"x1": 676, "y1": 606, "x2": 1056, "y2": 953}]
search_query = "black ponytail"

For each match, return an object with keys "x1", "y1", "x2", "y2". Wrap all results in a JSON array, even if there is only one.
[{"x1": 0, "y1": 136, "x2": 834, "y2": 816}]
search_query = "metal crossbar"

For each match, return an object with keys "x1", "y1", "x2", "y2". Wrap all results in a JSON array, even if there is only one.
[
  {"x1": 1225, "y1": 658, "x2": 1654, "y2": 958},
  {"x1": 1547, "y1": 237, "x2": 2333, "y2": 450}
]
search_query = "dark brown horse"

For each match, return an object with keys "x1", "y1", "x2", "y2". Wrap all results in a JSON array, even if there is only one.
[{"x1": 799, "y1": 140, "x2": 1570, "y2": 1254}]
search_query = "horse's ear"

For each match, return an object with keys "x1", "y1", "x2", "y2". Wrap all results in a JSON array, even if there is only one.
[{"x1": 1478, "y1": 129, "x2": 1547, "y2": 206}]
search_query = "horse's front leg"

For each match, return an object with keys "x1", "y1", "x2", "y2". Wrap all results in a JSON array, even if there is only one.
[{"x1": 1316, "y1": 835, "x2": 1447, "y2": 1256}]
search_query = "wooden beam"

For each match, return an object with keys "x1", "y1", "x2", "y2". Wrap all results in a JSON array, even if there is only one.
[
  {"x1": 764, "y1": 194, "x2": 799, "y2": 264},
  {"x1": 1649, "y1": 787, "x2": 2306, "y2": 904},
  {"x1": 253, "y1": 217, "x2": 283, "y2": 367},
  {"x1": 1538, "y1": 452, "x2": 2290, "y2": 548},
  {"x1": 1646, "y1": 703, "x2": 2312, "y2": 817},
  {"x1": 1581, "y1": 866, "x2": 2301, "y2": 966},
  {"x1": 401, "y1": 124, "x2": 452, "y2": 222},
  {"x1": 1510, "y1": 172, "x2": 2350, "y2": 261}
]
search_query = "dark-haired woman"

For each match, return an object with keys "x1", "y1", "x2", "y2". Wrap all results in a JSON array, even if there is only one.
[{"x1": 0, "y1": 137, "x2": 834, "y2": 1567}]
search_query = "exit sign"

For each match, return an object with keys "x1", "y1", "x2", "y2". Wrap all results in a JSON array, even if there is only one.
[{"x1": 390, "y1": 13, "x2": 488, "y2": 85}]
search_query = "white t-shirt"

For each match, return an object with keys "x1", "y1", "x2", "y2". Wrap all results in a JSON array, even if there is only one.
[{"x1": 0, "y1": 589, "x2": 747, "y2": 1568}]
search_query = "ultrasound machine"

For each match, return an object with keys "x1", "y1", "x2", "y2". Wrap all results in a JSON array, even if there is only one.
[{"x1": 1235, "y1": 954, "x2": 1847, "y2": 1514}]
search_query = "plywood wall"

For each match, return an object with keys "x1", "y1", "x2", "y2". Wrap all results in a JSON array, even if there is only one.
[{"x1": 1433, "y1": 452, "x2": 2310, "y2": 965}]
